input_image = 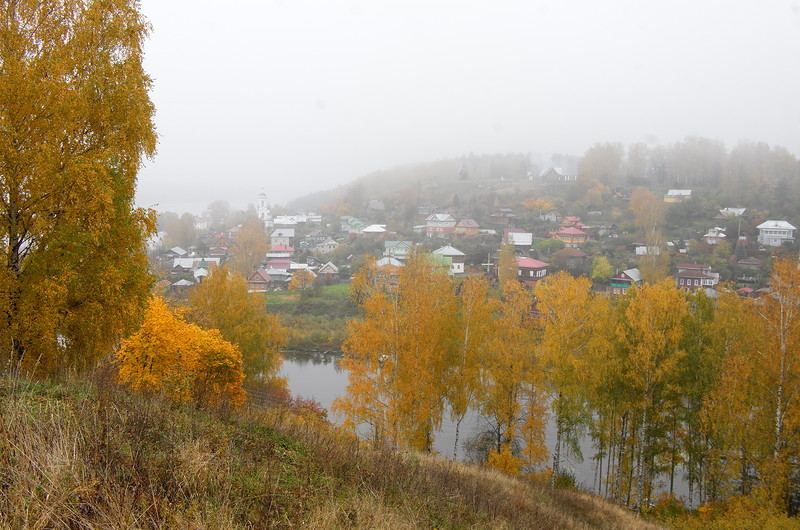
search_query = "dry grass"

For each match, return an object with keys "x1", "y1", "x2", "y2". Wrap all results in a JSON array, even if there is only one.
[{"x1": 0, "y1": 374, "x2": 662, "y2": 529}]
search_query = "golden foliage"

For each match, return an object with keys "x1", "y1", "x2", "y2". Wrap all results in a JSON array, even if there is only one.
[
  {"x1": 187, "y1": 266, "x2": 285, "y2": 383},
  {"x1": 700, "y1": 259, "x2": 800, "y2": 509},
  {"x1": 116, "y1": 297, "x2": 246, "y2": 408},
  {"x1": 335, "y1": 251, "x2": 457, "y2": 452},
  {"x1": 227, "y1": 217, "x2": 269, "y2": 277},
  {"x1": 289, "y1": 268, "x2": 315, "y2": 292},
  {"x1": 479, "y1": 281, "x2": 548, "y2": 470},
  {"x1": 522, "y1": 197, "x2": 553, "y2": 212},
  {"x1": 535, "y1": 272, "x2": 608, "y2": 481},
  {"x1": 447, "y1": 276, "x2": 495, "y2": 458},
  {"x1": 497, "y1": 239, "x2": 518, "y2": 290},
  {"x1": 0, "y1": 0, "x2": 156, "y2": 374},
  {"x1": 487, "y1": 444, "x2": 522, "y2": 477}
]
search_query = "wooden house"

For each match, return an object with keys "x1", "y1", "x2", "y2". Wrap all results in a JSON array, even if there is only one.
[{"x1": 608, "y1": 268, "x2": 642, "y2": 295}]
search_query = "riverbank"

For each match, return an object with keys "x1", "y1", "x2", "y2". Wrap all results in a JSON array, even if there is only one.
[{"x1": 267, "y1": 284, "x2": 354, "y2": 350}]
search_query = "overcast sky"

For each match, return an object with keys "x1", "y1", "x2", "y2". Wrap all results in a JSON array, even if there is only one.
[{"x1": 134, "y1": 0, "x2": 800, "y2": 214}]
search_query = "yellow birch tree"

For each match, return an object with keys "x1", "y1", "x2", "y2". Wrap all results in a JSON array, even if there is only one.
[
  {"x1": 703, "y1": 259, "x2": 800, "y2": 510},
  {"x1": 187, "y1": 266, "x2": 285, "y2": 384},
  {"x1": 535, "y1": 271, "x2": 608, "y2": 485},
  {"x1": 447, "y1": 276, "x2": 496, "y2": 459},
  {"x1": 335, "y1": 251, "x2": 457, "y2": 452},
  {"x1": 0, "y1": 0, "x2": 157, "y2": 374},
  {"x1": 480, "y1": 281, "x2": 547, "y2": 474},
  {"x1": 615, "y1": 280, "x2": 688, "y2": 508}
]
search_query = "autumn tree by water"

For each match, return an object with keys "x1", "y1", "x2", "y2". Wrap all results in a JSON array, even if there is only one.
[
  {"x1": 700, "y1": 259, "x2": 800, "y2": 511},
  {"x1": 187, "y1": 266, "x2": 285, "y2": 384},
  {"x1": 479, "y1": 281, "x2": 547, "y2": 474},
  {"x1": 614, "y1": 281, "x2": 688, "y2": 508},
  {"x1": 0, "y1": 0, "x2": 156, "y2": 374},
  {"x1": 447, "y1": 276, "x2": 496, "y2": 459},
  {"x1": 535, "y1": 272, "x2": 609, "y2": 485},
  {"x1": 335, "y1": 251, "x2": 457, "y2": 453}
]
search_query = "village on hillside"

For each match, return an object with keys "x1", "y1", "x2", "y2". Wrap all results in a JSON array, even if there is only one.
[{"x1": 149, "y1": 165, "x2": 797, "y2": 302}]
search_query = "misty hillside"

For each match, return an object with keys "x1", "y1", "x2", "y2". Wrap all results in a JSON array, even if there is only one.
[
  {"x1": 286, "y1": 153, "x2": 538, "y2": 211},
  {"x1": 287, "y1": 139, "x2": 800, "y2": 221}
]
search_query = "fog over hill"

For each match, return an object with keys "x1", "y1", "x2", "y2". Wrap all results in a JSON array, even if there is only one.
[{"x1": 133, "y1": 1, "x2": 800, "y2": 215}]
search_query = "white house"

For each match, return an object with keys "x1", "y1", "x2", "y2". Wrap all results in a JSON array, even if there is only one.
[
  {"x1": 432, "y1": 245, "x2": 466, "y2": 275},
  {"x1": 703, "y1": 227, "x2": 726, "y2": 245},
  {"x1": 316, "y1": 237, "x2": 339, "y2": 255},
  {"x1": 718, "y1": 207, "x2": 747, "y2": 217},
  {"x1": 664, "y1": 189, "x2": 692, "y2": 202},
  {"x1": 507, "y1": 231, "x2": 533, "y2": 248},
  {"x1": 635, "y1": 245, "x2": 661, "y2": 256},
  {"x1": 273, "y1": 216, "x2": 299, "y2": 227},
  {"x1": 425, "y1": 213, "x2": 457, "y2": 237},
  {"x1": 757, "y1": 220, "x2": 796, "y2": 247},
  {"x1": 362, "y1": 224, "x2": 387, "y2": 238},
  {"x1": 271, "y1": 228, "x2": 295, "y2": 247}
]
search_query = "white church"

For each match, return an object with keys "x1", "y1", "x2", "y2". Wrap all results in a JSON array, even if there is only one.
[{"x1": 257, "y1": 189, "x2": 272, "y2": 230}]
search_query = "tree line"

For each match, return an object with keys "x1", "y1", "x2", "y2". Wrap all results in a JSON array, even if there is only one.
[
  {"x1": 577, "y1": 139, "x2": 800, "y2": 215},
  {"x1": 335, "y1": 252, "x2": 800, "y2": 515}
]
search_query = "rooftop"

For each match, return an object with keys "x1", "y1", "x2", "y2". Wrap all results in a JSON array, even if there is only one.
[
  {"x1": 757, "y1": 220, "x2": 797, "y2": 230},
  {"x1": 517, "y1": 257, "x2": 549, "y2": 269}
]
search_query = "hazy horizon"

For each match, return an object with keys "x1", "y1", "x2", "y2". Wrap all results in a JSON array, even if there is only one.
[{"x1": 135, "y1": 1, "x2": 800, "y2": 215}]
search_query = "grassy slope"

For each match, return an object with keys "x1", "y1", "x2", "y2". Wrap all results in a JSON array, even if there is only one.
[{"x1": 0, "y1": 374, "x2": 662, "y2": 529}]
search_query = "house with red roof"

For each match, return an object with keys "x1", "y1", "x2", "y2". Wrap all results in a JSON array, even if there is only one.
[
  {"x1": 515, "y1": 257, "x2": 549, "y2": 287},
  {"x1": 247, "y1": 268, "x2": 271, "y2": 293},
  {"x1": 552, "y1": 227, "x2": 588, "y2": 248},
  {"x1": 266, "y1": 244, "x2": 293, "y2": 269},
  {"x1": 675, "y1": 264, "x2": 719, "y2": 291}
]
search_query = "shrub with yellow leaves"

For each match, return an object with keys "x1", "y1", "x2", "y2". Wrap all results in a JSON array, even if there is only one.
[{"x1": 116, "y1": 297, "x2": 246, "y2": 408}]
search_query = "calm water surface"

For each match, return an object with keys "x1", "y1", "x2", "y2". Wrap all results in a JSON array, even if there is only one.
[{"x1": 280, "y1": 350, "x2": 687, "y2": 498}]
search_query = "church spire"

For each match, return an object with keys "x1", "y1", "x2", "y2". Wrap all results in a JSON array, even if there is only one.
[{"x1": 257, "y1": 187, "x2": 272, "y2": 229}]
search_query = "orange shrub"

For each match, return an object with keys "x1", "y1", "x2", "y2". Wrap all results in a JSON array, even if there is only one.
[{"x1": 116, "y1": 297, "x2": 246, "y2": 408}]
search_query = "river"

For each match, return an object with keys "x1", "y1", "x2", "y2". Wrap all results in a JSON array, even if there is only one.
[
  {"x1": 281, "y1": 349, "x2": 691, "y2": 501},
  {"x1": 281, "y1": 350, "x2": 600, "y2": 489}
]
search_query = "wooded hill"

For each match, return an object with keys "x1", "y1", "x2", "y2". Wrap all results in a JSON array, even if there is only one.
[{"x1": 287, "y1": 139, "x2": 800, "y2": 221}]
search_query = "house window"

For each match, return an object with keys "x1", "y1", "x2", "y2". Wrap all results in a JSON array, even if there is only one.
[{"x1": 518, "y1": 269, "x2": 522, "y2": 276}]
